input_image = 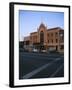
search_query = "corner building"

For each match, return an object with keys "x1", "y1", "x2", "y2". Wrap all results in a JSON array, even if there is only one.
[{"x1": 24, "y1": 23, "x2": 64, "y2": 53}]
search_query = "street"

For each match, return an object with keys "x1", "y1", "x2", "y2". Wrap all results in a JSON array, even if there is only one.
[{"x1": 19, "y1": 52, "x2": 64, "y2": 79}]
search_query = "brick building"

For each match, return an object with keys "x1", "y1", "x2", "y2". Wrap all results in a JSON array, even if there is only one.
[{"x1": 24, "y1": 23, "x2": 64, "y2": 53}]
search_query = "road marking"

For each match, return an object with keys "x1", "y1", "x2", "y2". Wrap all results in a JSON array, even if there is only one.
[
  {"x1": 21, "y1": 56, "x2": 63, "y2": 79},
  {"x1": 22, "y1": 61, "x2": 54, "y2": 79},
  {"x1": 50, "y1": 64, "x2": 64, "y2": 77},
  {"x1": 22, "y1": 57, "x2": 61, "y2": 79}
]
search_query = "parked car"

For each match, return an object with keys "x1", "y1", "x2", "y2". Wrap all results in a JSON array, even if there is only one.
[
  {"x1": 49, "y1": 50, "x2": 59, "y2": 54},
  {"x1": 41, "y1": 50, "x2": 47, "y2": 53},
  {"x1": 32, "y1": 49, "x2": 39, "y2": 52}
]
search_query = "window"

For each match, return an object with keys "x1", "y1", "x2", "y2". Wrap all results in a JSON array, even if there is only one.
[
  {"x1": 48, "y1": 34, "x2": 49, "y2": 37},
  {"x1": 26, "y1": 41, "x2": 29, "y2": 45},
  {"x1": 48, "y1": 40, "x2": 49, "y2": 43},
  {"x1": 51, "y1": 33, "x2": 53, "y2": 37},
  {"x1": 55, "y1": 32, "x2": 58, "y2": 37},
  {"x1": 60, "y1": 33, "x2": 64, "y2": 42},
  {"x1": 56, "y1": 39, "x2": 58, "y2": 43},
  {"x1": 52, "y1": 40, "x2": 53, "y2": 43},
  {"x1": 60, "y1": 45, "x2": 64, "y2": 49}
]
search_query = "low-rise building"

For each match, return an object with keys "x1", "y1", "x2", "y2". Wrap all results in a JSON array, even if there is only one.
[{"x1": 24, "y1": 23, "x2": 64, "y2": 53}]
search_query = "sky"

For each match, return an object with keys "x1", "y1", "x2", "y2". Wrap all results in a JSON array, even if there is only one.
[{"x1": 19, "y1": 10, "x2": 64, "y2": 41}]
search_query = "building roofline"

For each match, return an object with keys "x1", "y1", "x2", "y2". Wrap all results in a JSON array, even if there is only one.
[
  {"x1": 30, "y1": 32, "x2": 37, "y2": 34},
  {"x1": 47, "y1": 27, "x2": 64, "y2": 31}
]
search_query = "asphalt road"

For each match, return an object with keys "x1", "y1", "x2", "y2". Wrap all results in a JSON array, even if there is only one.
[{"x1": 19, "y1": 52, "x2": 64, "y2": 79}]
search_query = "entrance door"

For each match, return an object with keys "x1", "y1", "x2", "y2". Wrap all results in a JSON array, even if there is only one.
[
  {"x1": 40, "y1": 31, "x2": 44, "y2": 44},
  {"x1": 40, "y1": 31, "x2": 44, "y2": 51}
]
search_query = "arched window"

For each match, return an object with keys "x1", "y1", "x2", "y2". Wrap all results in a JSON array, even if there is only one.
[{"x1": 40, "y1": 31, "x2": 44, "y2": 44}]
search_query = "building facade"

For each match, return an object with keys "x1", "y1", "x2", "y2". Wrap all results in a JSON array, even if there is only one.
[{"x1": 24, "y1": 23, "x2": 64, "y2": 53}]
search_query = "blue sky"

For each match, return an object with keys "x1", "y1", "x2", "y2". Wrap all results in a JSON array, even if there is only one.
[{"x1": 19, "y1": 10, "x2": 64, "y2": 41}]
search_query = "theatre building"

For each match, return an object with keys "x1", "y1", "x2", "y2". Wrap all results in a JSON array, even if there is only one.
[{"x1": 24, "y1": 23, "x2": 64, "y2": 53}]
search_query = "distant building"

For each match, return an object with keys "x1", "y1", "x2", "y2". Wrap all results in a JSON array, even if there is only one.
[
  {"x1": 19, "y1": 41, "x2": 24, "y2": 48},
  {"x1": 24, "y1": 23, "x2": 64, "y2": 52}
]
